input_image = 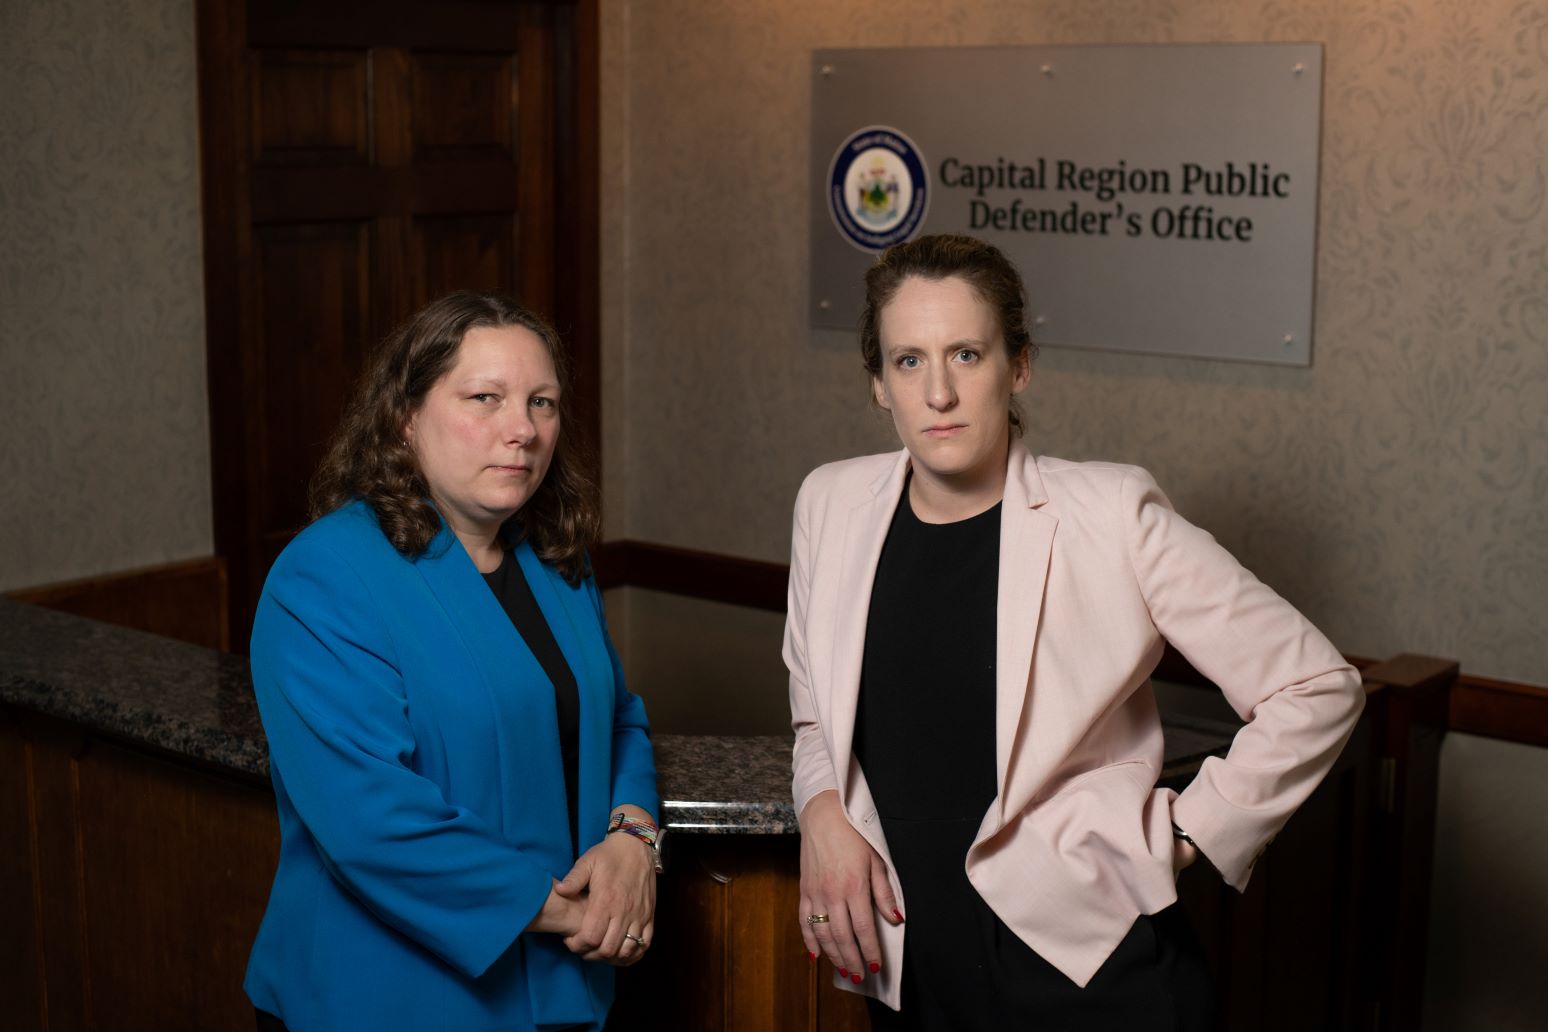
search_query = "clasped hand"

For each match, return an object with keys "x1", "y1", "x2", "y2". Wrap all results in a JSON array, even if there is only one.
[{"x1": 528, "y1": 824, "x2": 656, "y2": 966}]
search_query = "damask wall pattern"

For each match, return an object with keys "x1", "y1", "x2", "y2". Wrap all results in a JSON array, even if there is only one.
[
  {"x1": 601, "y1": 0, "x2": 1548, "y2": 687},
  {"x1": 0, "y1": 0, "x2": 211, "y2": 590}
]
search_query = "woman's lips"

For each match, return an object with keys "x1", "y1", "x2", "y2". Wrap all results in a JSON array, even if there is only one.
[
  {"x1": 923, "y1": 424, "x2": 967, "y2": 438},
  {"x1": 490, "y1": 464, "x2": 532, "y2": 474}
]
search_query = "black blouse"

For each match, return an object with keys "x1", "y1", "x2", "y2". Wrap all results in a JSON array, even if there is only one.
[
  {"x1": 482, "y1": 550, "x2": 581, "y2": 854},
  {"x1": 853, "y1": 486, "x2": 1002, "y2": 821}
]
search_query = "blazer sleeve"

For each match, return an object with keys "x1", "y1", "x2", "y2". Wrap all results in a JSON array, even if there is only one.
[
  {"x1": 1120, "y1": 468, "x2": 1365, "y2": 891},
  {"x1": 251, "y1": 534, "x2": 554, "y2": 979},
  {"x1": 787, "y1": 473, "x2": 842, "y2": 819},
  {"x1": 584, "y1": 574, "x2": 660, "y2": 820}
]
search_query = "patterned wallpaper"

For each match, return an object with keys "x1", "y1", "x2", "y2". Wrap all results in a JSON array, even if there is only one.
[
  {"x1": 0, "y1": 0, "x2": 212, "y2": 590},
  {"x1": 601, "y1": 0, "x2": 1548, "y2": 686}
]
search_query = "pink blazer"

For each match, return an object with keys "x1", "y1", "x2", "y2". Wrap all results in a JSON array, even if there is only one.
[{"x1": 785, "y1": 440, "x2": 1363, "y2": 1004}]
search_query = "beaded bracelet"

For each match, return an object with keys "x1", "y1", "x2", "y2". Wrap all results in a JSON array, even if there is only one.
[{"x1": 607, "y1": 812, "x2": 665, "y2": 872}]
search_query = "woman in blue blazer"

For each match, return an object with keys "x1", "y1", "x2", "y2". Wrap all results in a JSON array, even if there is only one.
[{"x1": 245, "y1": 294, "x2": 660, "y2": 1031}]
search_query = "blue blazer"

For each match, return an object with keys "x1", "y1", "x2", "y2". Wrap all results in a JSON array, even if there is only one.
[{"x1": 244, "y1": 501, "x2": 659, "y2": 1031}]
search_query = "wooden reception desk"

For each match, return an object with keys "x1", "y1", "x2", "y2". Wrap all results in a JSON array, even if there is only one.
[{"x1": 0, "y1": 599, "x2": 1450, "y2": 1030}]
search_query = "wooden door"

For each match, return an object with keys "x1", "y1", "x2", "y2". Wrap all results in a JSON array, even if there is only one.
[{"x1": 197, "y1": 0, "x2": 599, "y2": 647}]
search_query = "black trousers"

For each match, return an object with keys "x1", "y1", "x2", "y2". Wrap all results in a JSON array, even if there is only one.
[
  {"x1": 865, "y1": 816, "x2": 1215, "y2": 1032},
  {"x1": 255, "y1": 1010, "x2": 288, "y2": 1032}
]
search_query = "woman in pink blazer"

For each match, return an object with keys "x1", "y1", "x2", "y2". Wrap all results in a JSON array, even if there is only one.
[{"x1": 786, "y1": 235, "x2": 1364, "y2": 1029}]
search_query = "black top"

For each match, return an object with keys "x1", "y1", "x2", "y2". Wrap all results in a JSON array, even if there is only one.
[
  {"x1": 482, "y1": 550, "x2": 581, "y2": 854},
  {"x1": 853, "y1": 484, "x2": 1002, "y2": 821}
]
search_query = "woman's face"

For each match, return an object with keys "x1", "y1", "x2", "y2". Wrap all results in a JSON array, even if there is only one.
[
  {"x1": 872, "y1": 274, "x2": 1030, "y2": 488},
  {"x1": 405, "y1": 324, "x2": 560, "y2": 541}
]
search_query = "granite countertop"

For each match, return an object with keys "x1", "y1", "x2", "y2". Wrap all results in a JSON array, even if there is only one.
[{"x1": 0, "y1": 599, "x2": 1237, "y2": 834}]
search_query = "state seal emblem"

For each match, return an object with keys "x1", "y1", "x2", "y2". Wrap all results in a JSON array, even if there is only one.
[{"x1": 828, "y1": 126, "x2": 929, "y2": 252}]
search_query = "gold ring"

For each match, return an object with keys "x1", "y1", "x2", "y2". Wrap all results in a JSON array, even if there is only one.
[
  {"x1": 806, "y1": 913, "x2": 831, "y2": 924},
  {"x1": 624, "y1": 932, "x2": 648, "y2": 948}
]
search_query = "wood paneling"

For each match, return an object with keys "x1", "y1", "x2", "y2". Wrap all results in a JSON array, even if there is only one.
[
  {"x1": 7, "y1": 557, "x2": 229, "y2": 651},
  {"x1": 0, "y1": 708, "x2": 279, "y2": 1032},
  {"x1": 76, "y1": 739, "x2": 279, "y2": 1027},
  {"x1": 1448, "y1": 673, "x2": 1548, "y2": 747},
  {"x1": 412, "y1": 213, "x2": 518, "y2": 306},
  {"x1": 1169, "y1": 694, "x2": 1375, "y2": 1031},
  {"x1": 0, "y1": 708, "x2": 44, "y2": 1028},
  {"x1": 248, "y1": 0, "x2": 522, "y2": 51},
  {"x1": 412, "y1": 53, "x2": 515, "y2": 160},
  {"x1": 250, "y1": 50, "x2": 369, "y2": 164},
  {"x1": 1361, "y1": 655, "x2": 1456, "y2": 1032},
  {"x1": 611, "y1": 835, "x2": 869, "y2": 1031}
]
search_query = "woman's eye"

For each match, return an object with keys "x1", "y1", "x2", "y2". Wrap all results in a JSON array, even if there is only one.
[
  {"x1": 470, "y1": 393, "x2": 498, "y2": 403},
  {"x1": 956, "y1": 349, "x2": 979, "y2": 363},
  {"x1": 897, "y1": 355, "x2": 920, "y2": 369},
  {"x1": 531, "y1": 396, "x2": 555, "y2": 409}
]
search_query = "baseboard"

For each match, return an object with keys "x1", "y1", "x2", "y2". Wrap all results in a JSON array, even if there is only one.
[{"x1": 7, "y1": 557, "x2": 229, "y2": 651}]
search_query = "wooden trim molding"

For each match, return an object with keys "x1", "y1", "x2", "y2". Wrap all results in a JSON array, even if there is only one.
[
  {"x1": 1448, "y1": 673, "x2": 1548, "y2": 748},
  {"x1": 593, "y1": 540, "x2": 788, "y2": 612},
  {"x1": 6, "y1": 557, "x2": 229, "y2": 652}
]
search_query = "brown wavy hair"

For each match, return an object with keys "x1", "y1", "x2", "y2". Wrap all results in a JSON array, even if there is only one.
[
  {"x1": 858, "y1": 234, "x2": 1038, "y2": 434},
  {"x1": 309, "y1": 292, "x2": 599, "y2": 584}
]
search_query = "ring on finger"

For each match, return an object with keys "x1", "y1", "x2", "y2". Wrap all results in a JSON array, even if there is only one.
[
  {"x1": 806, "y1": 913, "x2": 831, "y2": 924},
  {"x1": 623, "y1": 932, "x2": 649, "y2": 948}
]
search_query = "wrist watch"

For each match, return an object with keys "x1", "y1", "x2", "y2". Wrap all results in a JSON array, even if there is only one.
[{"x1": 607, "y1": 812, "x2": 666, "y2": 873}]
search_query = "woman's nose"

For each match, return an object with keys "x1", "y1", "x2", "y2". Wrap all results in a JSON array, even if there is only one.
[
  {"x1": 503, "y1": 405, "x2": 536, "y2": 445},
  {"x1": 927, "y1": 367, "x2": 957, "y2": 409}
]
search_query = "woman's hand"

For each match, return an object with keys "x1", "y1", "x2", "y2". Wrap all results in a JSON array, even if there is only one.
[
  {"x1": 554, "y1": 806, "x2": 657, "y2": 966},
  {"x1": 525, "y1": 879, "x2": 586, "y2": 937},
  {"x1": 798, "y1": 790, "x2": 902, "y2": 983}
]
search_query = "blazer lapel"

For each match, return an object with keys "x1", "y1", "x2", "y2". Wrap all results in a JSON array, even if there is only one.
[
  {"x1": 515, "y1": 542, "x2": 614, "y2": 841},
  {"x1": 990, "y1": 441, "x2": 1057, "y2": 831},
  {"x1": 825, "y1": 451, "x2": 910, "y2": 811},
  {"x1": 414, "y1": 524, "x2": 532, "y2": 694},
  {"x1": 414, "y1": 524, "x2": 568, "y2": 840}
]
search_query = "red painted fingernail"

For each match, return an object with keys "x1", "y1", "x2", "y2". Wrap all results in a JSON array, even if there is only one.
[
  {"x1": 838, "y1": 967, "x2": 849, "y2": 978},
  {"x1": 851, "y1": 973, "x2": 863, "y2": 984},
  {"x1": 808, "y1": 951, "x2": 817, "y2": 962},
  {"x1": 893, "y1": 908, "x2": 904, "y2": 922},
  {"x1": 869, "y1": 961, "x2": 881, "y2": 973}
]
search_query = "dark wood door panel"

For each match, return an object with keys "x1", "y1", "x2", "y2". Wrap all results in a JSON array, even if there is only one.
[
  {"x1": 250, "y1": 49, "x2": 370, "y2": 165},
  {"x1": 412, "y1": 52, "x2": 517, "y2": 160},
  {"x1": 254, "y1": 220, "x2": 372, "y2": 535},
  {"x1": 412, "y1": 213, "x2": 519, "y2": 305},
  {"x1": 248, "y1": 0, "x2": 522, "y2": 51},
  {"x1": 251, "y1": 161, "x2": 522, "y2": 223}
]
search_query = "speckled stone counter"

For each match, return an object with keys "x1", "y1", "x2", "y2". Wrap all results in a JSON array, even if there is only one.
[{"x1": 0, "y1": 598, "x2": 1236, "y2": 835}]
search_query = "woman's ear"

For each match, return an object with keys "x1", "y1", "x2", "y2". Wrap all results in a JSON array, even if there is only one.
[
  {"x1": 872, "y1": 374, "x2": 891, "y2": 412},
  {"x1": 1010, "y1": 348, "x2": 1032, "y2": 396}
]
